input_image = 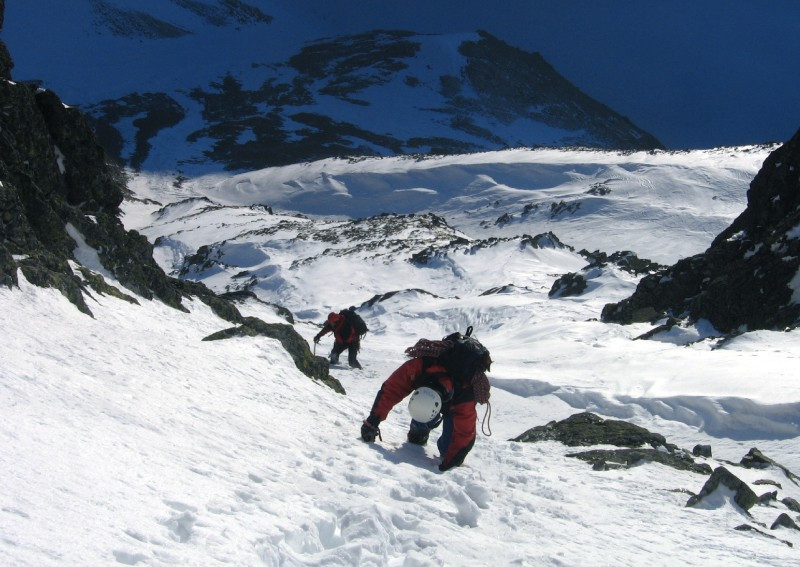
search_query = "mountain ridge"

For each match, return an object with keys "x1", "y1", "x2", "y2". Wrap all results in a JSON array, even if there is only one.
[{"x1": 3, "y1": 1, "x2": 663, "y2": 175}]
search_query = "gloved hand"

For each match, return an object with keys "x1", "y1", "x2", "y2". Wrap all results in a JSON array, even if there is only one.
[
  {"x1": 360, "y1": 415, "x2": 381, "y2": 442},
  {"x1": 313, "y1": 335, "x2": 320, "y2": 344}
]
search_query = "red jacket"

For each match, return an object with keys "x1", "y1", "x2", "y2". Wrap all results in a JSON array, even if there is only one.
[
  {"x1": 369, "y1": 357, "x2": 477, "y2": 471},
  {"x1": 318, "y1": 316, "x2": 359, "y2": 344}
]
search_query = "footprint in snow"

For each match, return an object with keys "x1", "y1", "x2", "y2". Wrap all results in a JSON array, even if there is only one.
[
  {"x1": 447, "y1": 485, "x2": 481, "y2": 528},
  {"x1": 161, "y1": 501, "x2": 198, "y2": 543}
]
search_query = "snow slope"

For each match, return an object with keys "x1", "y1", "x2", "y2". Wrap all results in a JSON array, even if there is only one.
[
  {"x1": 2, "y1": 146, "x2": 800, "y2": 565},
  {"x1": 129, "y1": 145, "x2": 774, "y2": 264}
]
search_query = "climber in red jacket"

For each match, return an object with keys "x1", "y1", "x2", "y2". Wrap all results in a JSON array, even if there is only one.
[
  {"x1": 314, "y1": 311, "x2": 363, "y2": 369},
  {"x1": 360, "y1": 332, "x2": 492, "y2": 472}
]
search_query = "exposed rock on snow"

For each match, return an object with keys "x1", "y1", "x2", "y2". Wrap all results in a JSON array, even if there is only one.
[
  {"x1": 511, "y1": 412, "x2": 670, "y2": 448},
  {"x1": 568, "y1": 447, "x2": 712, "y2": 474},
  {"x1": 687, "y1": 466, "x2": 759, "y2": 511},
  {"x1": 603, "y1": 128, "x2": 800, "y2": 334},
  {"x1": 203, "y1": 316, "x2": 342, "y2": 393},
  {"x1": 740, "y1": 447, "x2": 800, "y2": 486}
]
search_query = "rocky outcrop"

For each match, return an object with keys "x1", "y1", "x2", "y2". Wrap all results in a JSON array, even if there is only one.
[
  {"x1": 202, "y1": 317, "x2": 344, "y2": 394},
  {"x1": 512, "y1": 412, "x2": 670, "y2": 448},
  {"x1": 548, "y1": 271, "x2": 588, "y2": 298},
  {"x1": 512, "y1": 413, "x2": 714, "y2": 473},
  {"x1": 683, "y1": 449, "x2": 800, "y2": 545},
  {"x1": 0, "y1": 0, "x2": 190, "y2": 313},
  {"x1": 0, "y1": 75, "x2": 184, "y2": 314},
  {"x1": 515, "y1": 412, "x2": 799, "y2": 545},
  {"x1": 602, "y1": 129, "x2": 800, "y2": 334},
  {"x1": 412, "y1": 231, "x2": 569, "y2": 267},
  {"x1": 0, "y1": 14, "x2": 336, "y2": 389},
  {"x1": 549, "y1": 249, "x2": 663, "y2": 299}
]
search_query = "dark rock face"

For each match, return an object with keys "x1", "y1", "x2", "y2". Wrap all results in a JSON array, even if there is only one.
[
  {"x1": 602, "y1": 130, "x2": 800, "y2": 334},
  {"x1": 0, "y1": 6, "x2": 185, "y2": 312},
  {"x1": 35, "y1": 89, "x2": 125, "y2": 210},
  {"x1": 0, "y1": 77, "x2": 184, "y2": 314},
  {"x1": 0, "y1": 41, "x2": 9, "y2": 79},
  {"x1": 0, "y1": 2, "x2": 10, "y2": 84}
]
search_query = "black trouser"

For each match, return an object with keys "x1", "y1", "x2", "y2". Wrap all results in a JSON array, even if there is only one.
[{"x1": 330, "y1": 341, "x2": 361, "y2": 368}]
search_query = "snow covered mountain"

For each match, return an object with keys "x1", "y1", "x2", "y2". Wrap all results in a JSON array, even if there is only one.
[
  {"x1": 3, "y1": 0, "x2": 662, "y2": 174},
  {"x1": 3, "y1": 4, "x2": 800, "y2": 565}
]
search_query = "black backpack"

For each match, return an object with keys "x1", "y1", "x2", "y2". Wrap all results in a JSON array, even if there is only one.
[
  {"x1": 438, "y1": 326, "x2": 492, "y2": 385},
  {"x1": 340, "y1": 307, "x2": 368, "y2": 338},
  {"x1": 404, "y1": 326, "x2": 493, "y2": 410}
]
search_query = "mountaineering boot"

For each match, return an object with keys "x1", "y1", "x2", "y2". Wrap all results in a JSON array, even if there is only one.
[{"x1": 348, "y1": 349, "x2": 361, "y2": 369}]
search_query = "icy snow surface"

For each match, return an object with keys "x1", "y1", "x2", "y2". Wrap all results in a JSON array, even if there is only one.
[{"x1": 2, "y1": 146, "x2": 799, "y2": 566}]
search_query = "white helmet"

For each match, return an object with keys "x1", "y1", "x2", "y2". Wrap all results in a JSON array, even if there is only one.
[{"x1": 408, "y1": 387, "x2": 442, "y2": 422}]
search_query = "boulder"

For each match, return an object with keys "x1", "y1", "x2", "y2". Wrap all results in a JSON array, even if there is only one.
[
  {"x1": 692, "y1": 444, "x2": 712, "y2": 458},
  {"x1": 686, "y1": 466, "x2": 758, "y2": 512},
  {"x1": 771, "y1": 513, "x2": 800, "y2": 532},
  {"x1": 740, "y1": 447, "x2": 800, "y2": 485},
  {"x1": 782, "y1": 497, "x2": 800, "y2": 513},
  {"x1": 548, "y1": 272, "x2": 587, "y2": 298}
]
